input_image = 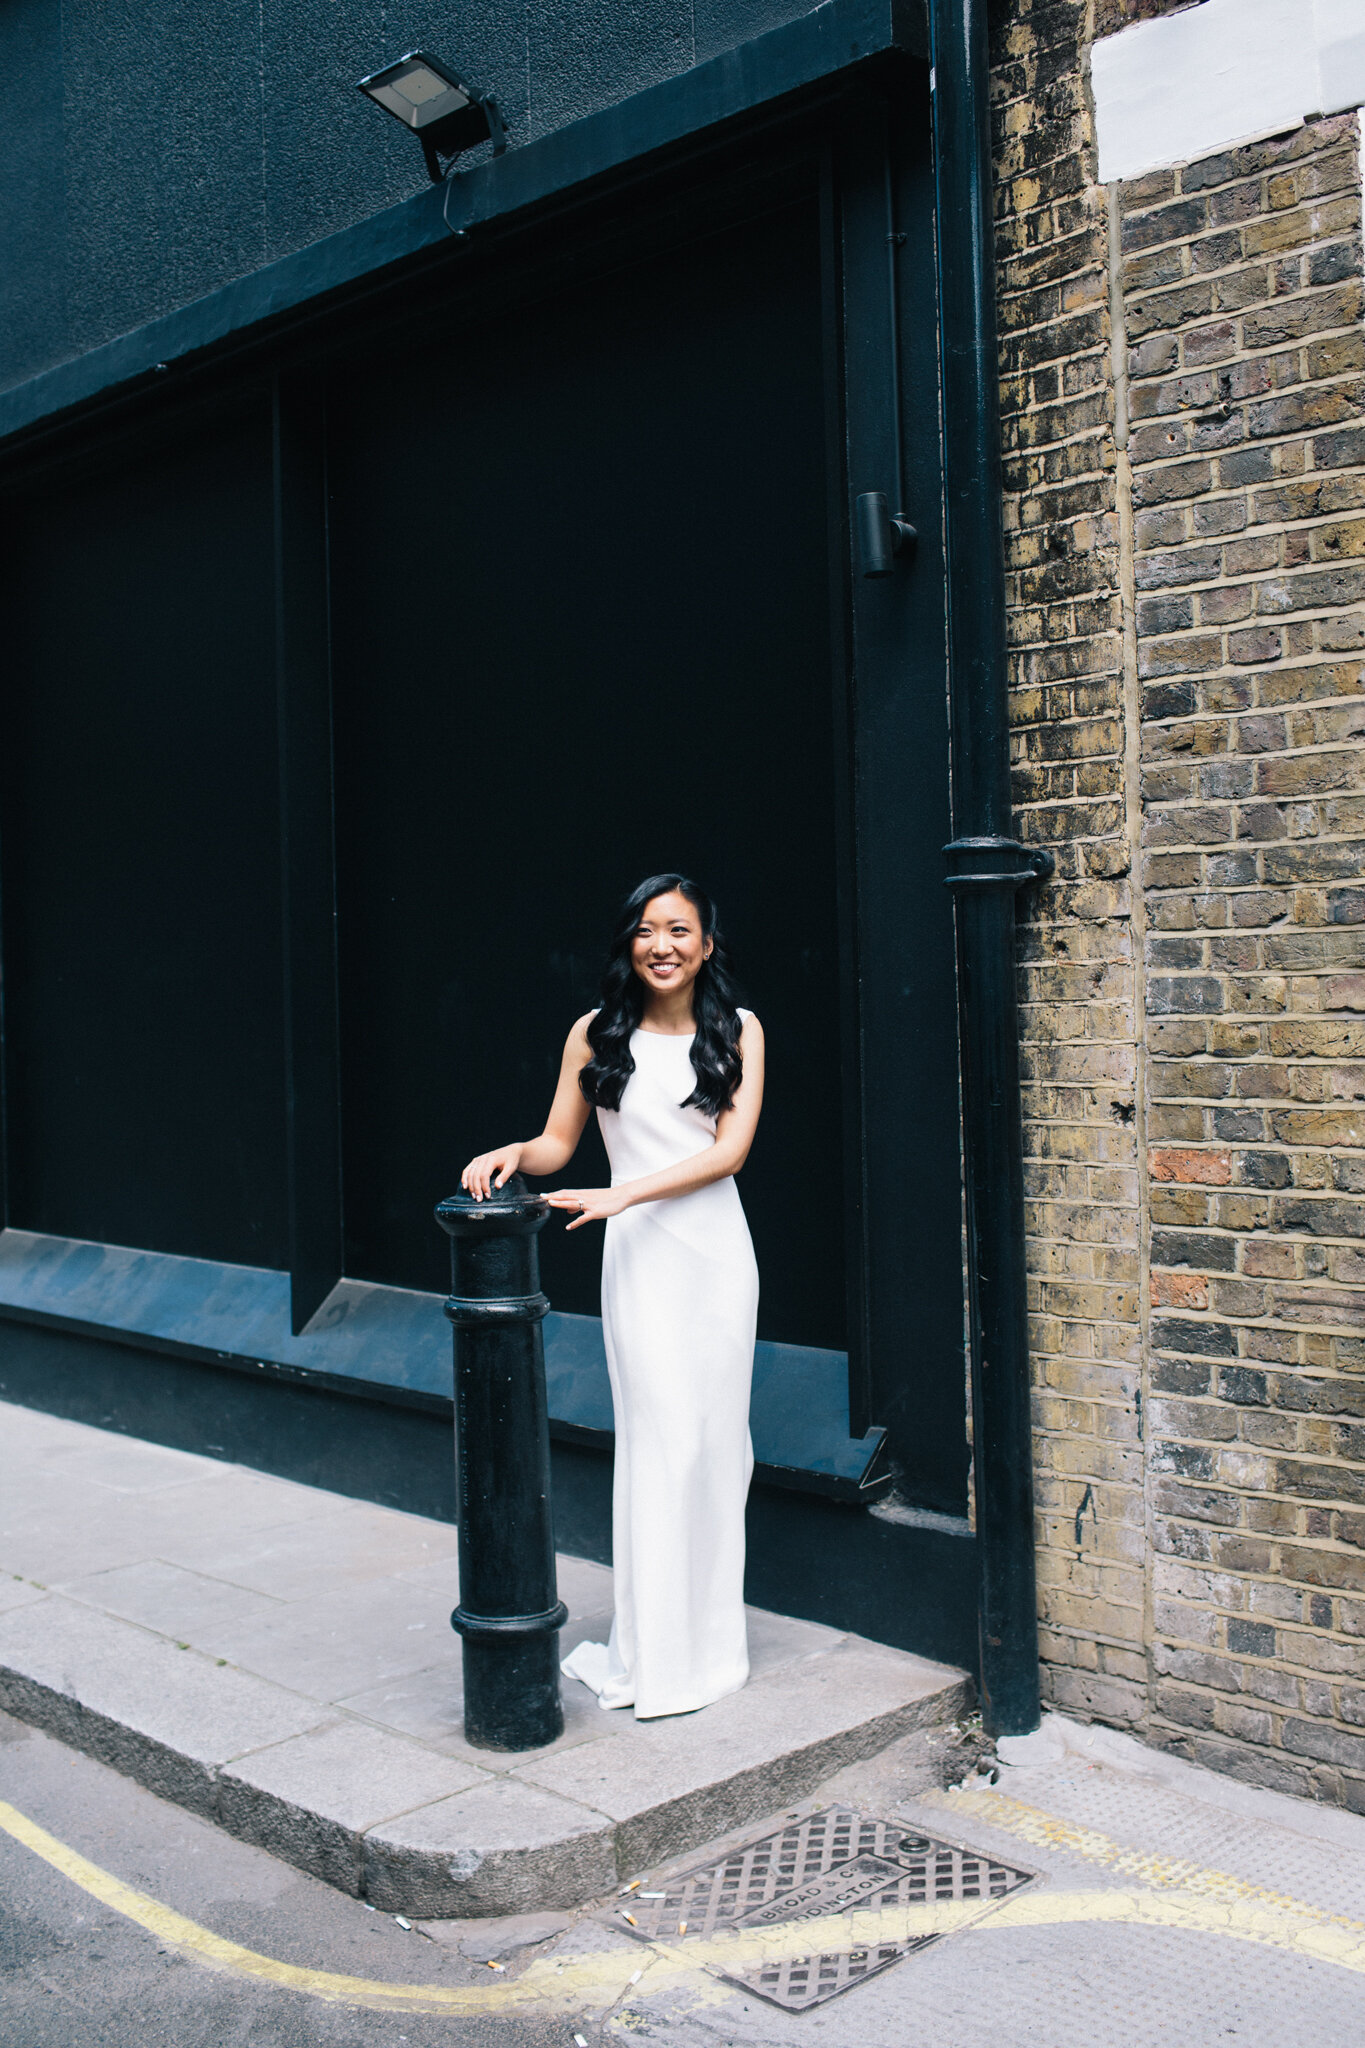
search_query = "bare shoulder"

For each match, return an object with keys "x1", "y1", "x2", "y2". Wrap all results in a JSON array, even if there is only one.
[
  {"x1": 566, "y1": 1011, "x2": 597, "y2": 1059},
  {"x1": 738, "y1": 1010, "x2": 764, "y2": 1044}
]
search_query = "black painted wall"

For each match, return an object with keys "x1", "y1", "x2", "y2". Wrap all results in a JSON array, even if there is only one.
[
  {"x1": 0, "y1": 0, "x2": 816, "y2": 395},
  {"x1": 0, "y1": 399, "x2": 290, "y2": 1267}
]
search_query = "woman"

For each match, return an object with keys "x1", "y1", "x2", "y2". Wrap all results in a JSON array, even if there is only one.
[{"x1": 461, "y1": 874, "x2": 764, "y2": 1719}]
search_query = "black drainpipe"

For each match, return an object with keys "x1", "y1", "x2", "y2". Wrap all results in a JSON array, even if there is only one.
[{"x1": 929, "y1": 0, "x2": 1052, "y2": 1736}]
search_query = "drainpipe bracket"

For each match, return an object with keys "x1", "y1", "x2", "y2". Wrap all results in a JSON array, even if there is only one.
[{"x1": 943, "y1": 837, "x2": 1055, "y2": 891}]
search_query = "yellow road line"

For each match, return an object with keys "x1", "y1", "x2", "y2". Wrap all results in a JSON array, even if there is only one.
[
  {"x1": 980, "y1": 1885, "x2": 1365, "y2": 1974},
  {"x1": 0, "y1": 1798, "x2": 625, "y2": 2016},
  {"x1": 3, "y1": 1793, "x2": 1364, "y2": 2020},
  {"x1": 935, "y1": 1786, "x2": 1365, "y2": 1938}
]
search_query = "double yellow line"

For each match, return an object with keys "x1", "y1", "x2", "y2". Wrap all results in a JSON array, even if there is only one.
[{"x1": 2, "y1": 1787, "x2": 1363, "y2": 2019}]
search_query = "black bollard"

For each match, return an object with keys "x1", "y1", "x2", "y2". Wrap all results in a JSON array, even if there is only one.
[{"x1": 435, "y1": 1175, "x2": 566, "y2": 1750}]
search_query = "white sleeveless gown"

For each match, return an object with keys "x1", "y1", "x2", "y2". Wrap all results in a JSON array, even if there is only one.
[{"x1": 561, "y1": 1016, "x2": 758, "y2": 1718}]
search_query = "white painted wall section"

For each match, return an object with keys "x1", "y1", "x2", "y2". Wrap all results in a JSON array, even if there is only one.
[{"x1": 1091, "y1": 0, "x2": 1365, "y2": 184}]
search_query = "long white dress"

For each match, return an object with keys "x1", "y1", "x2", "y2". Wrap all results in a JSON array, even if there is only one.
[{"x1": 561, "y1": 1015, "x2": 758, "y2": 1719}]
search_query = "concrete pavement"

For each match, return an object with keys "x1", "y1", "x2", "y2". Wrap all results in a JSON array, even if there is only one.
[
  {"x1": 8, "y1": 1406, "x2": 1363, "y2": 2042},
  {"x1": 0, "y1": 1402, "x2": 968, "y2": 1915}
]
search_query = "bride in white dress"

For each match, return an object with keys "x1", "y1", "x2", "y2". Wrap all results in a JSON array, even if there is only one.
[{"x1": 461, "y1": 874, "x2": 763, "y2": 1719}]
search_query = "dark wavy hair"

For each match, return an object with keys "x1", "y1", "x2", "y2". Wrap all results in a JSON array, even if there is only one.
[{"x1": 579, "y1": 875, "x2": 743, "y2": 1117}]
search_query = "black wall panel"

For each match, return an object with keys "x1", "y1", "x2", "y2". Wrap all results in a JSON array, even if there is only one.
[
  {"x1": 328, "y1": 198, "x2": 848, "y2": 1348},
  {"x1": 1, "y1": 402, "x2": 290, "y2": 1268}
]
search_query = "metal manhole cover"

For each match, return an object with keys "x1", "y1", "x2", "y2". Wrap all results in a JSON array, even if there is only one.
[
  {"x1": 608, "y1": 1807, "x2": 1035, "y2": 2010},
  {"x1": 726, "y1": 1936, "x2": 938, "y2": 2011}
]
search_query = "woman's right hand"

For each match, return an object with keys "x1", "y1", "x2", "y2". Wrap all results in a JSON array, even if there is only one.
[{"x1": 461, "y1": 1143, "x2": 524, "y2": 1202}]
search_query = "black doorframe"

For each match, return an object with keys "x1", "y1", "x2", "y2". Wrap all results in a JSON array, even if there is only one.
[{"x1": 834, "y1": 91, "x2": 966, "y2": 1509}]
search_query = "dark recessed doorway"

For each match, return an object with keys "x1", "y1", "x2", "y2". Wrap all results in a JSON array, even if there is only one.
[{"x1": 327, "y1": 192, "x2": 847, "y2": 1350}]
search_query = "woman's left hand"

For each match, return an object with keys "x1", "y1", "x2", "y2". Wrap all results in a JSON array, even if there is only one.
[{"x1": 543, "y1": 1187, "x2": 629, "y2": 1231}]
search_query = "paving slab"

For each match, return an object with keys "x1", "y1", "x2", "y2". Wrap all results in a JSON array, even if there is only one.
[
  {"x1": 185, "y1": 1574, "x2": 462, "y2": 1701},
  {"x1": 0, "y1": 1495, "x2": 190, "y2": 1583},
  {"x1": 22, "y1": 1431, "x2": 224, "y2": 1495},
  {"x1": 218, "y1": 1718, "x2": 484, "y2": 1895},
  {"x1": 0, "y1": 1598, "x2": 329, "y2": 1816},
  {"x1": 0, "y1": 1398, "x2": 972, "y2": 1915},
  {"x1": 362, "y1": 1776, "x2": 618, "y2": 1916},
  {"x1": 60, "y1": 1559, "x2": 288, "y2": 1638},
  {"x1": 517, "y1": 1638, "x2": 968, "y2": 1870},
  {"x1": 0, "y1": 1576, "x2": 48, "y2": 1617},
  {"x1": 160, "y1": 1497, "x2": 461, "y2": 1600},
  {"x1": 336, "y1": 1651, "x2": 616, "y2": 1761},
  {"x1": 126, "y1": 1463, "x2": 357, "y2": 1539}
]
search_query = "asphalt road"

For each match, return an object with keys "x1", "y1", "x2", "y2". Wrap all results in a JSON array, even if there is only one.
[
  {"x1": 0, "y1": 1709, "x2": 571, "y2": 2048},
  {"x1": 3, "y1": 1703, "x2": 1364, "y2": 2048}
]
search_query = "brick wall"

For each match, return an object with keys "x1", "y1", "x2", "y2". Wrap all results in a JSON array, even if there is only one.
[
  {"x1": 1121, "y1": 113, "x2": 1365, "y2": 1805},
  {"x1": 991, "y1": 0, "x2": 1365, "y2": 1808},
  {"x1": 1092, "y1": 0, "x2": 1198, "y2": 34}
]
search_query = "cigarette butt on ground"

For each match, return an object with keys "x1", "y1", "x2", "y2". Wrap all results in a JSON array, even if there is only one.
[{"x1": 621, "y1": 1911, "x2": 637, "y2": 1926}]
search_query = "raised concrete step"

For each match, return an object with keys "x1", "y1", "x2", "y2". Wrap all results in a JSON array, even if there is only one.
[{"x1": 0, "y1": 1401, "x2": 971, "y2": 1916}]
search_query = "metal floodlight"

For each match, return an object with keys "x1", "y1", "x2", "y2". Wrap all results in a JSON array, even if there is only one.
[{"x1": 357, "y1": 50, "x2": 507, "y2": 184}]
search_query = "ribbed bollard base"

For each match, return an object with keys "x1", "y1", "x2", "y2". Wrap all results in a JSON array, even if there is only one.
[{"x1": 452, "y1": 1601, "x2": 569, "y2": 1750}]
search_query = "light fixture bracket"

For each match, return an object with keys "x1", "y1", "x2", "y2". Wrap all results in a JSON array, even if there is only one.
[{"x1": 358, "y1": 50, "x2": 508, "y2": 184}]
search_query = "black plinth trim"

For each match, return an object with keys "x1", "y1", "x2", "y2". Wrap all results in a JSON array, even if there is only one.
[{"x1": 450, "y1": 1601, "x2": 569, "y2": 1641}]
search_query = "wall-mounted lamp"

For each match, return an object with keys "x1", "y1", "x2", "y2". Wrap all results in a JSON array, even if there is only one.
[
  {"x1": 855, "y1": 491, "x2": 917, "y2": 579},
  {"x1": 357, "y1": 51, "x2": 507, "y2": 184}
]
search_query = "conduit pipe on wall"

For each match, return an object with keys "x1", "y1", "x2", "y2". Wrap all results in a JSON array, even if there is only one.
[{"x1": 929, "y1": 0, "x2": 1050, "y2": 1735}]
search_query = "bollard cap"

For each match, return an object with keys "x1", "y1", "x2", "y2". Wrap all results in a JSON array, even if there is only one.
[{"x1": 435, "y1": 1173, "x2": 549, "y2": 1239}]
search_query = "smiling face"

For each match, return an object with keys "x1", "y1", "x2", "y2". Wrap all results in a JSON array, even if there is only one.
[{"x1": 630, "y1": 889, "x2": 713, "y2": 1006}]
